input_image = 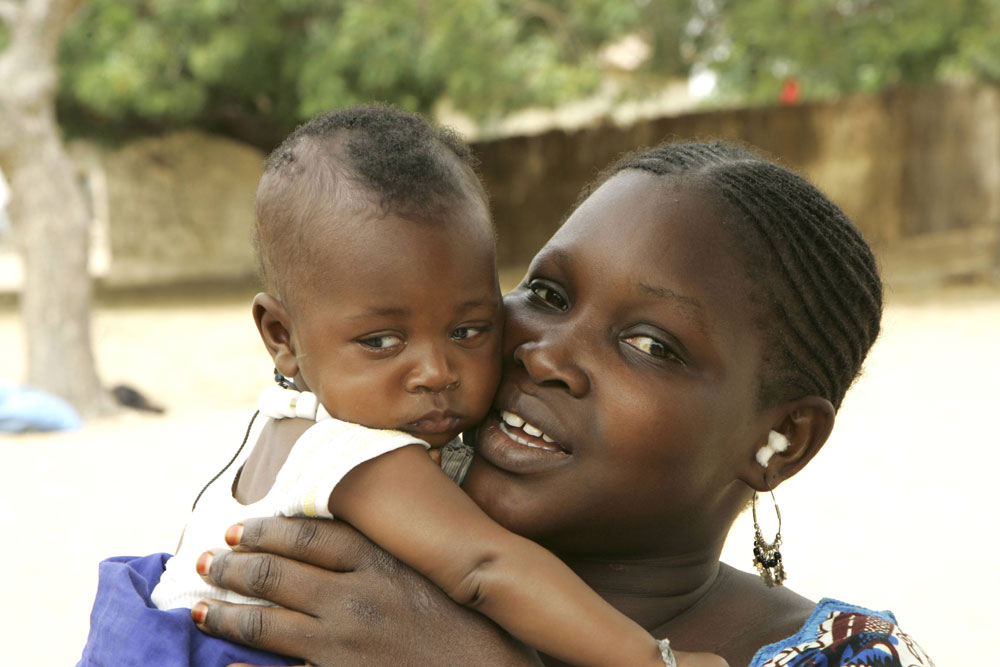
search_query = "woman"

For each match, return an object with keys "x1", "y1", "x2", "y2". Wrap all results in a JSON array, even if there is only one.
[{"x1": 195, "y1": 142, "x2": 932, "y2": 665}]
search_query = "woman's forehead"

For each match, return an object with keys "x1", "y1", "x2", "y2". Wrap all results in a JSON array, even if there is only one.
[
  {"x1": 539, "y1": 169, "x2": 760, "y2": 329},
  {"x1": 552, "y1": 172, "x2": 741, "y2": 275}
]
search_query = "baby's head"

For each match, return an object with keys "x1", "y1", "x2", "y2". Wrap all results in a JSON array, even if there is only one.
[{"x1": 252, "y1": 104, "x2": 501, "y2": 446}]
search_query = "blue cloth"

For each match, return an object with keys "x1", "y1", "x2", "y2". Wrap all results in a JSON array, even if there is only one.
[
  {"x1": 0, "y1": 381, "x2": 82, "y2": 432},
  {"x1": 80, "y1": 554, "x2": 933, "y2": 666},
  {"x1": 750, "y1": 598, "x2": 935, "y2": 666},
  {"x1": 77, "y1": 553, "x2": 298, "y2": 667}
]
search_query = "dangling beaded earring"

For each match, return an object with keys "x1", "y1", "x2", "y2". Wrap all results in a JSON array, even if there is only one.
[
  {"x1": 273, "y1": 367, "x2": 299, "y2": 390},
  {"x1": 752, "y1": 430, "x2": 789, "y2": 587},
  {"x1": 752, "y1": 488, "x2": 786, "y2": 587}
]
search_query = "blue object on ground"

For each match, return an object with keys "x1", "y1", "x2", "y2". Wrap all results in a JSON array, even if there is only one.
[{"x1": 0, "y1": 381, "x2": 83, "y2": 432}]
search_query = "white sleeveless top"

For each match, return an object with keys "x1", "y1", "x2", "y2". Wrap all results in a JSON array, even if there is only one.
[{"x1": 151, "y1": 417, "x2": 429, "y2": 610}]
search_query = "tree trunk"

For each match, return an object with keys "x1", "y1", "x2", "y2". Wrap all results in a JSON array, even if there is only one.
[{"x1": 0, "y1": 0, "x2": 113, "y2": 417}]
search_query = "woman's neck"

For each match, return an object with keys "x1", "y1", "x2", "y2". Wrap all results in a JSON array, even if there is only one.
[
  {"x1": 561, "y1": 553, "x2": 819, "y2": 665},
  {"x1": 559, "y1": 548, "x2": 724, "y2": 633}
]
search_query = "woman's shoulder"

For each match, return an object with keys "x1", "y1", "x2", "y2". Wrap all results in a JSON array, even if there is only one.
[
  {"x1": 748, "y1": 597, "x2": 935, "y2": 667},
  {"x1": 690, "y1": 566, "x2": 934, "y2": 666},
  {"x1": 695, "y1": 564, "x2": 817, "y2": 664}
]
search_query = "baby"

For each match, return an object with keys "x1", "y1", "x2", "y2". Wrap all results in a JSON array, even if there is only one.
[{"x1": 147, "y1": 105, "x2": 709, "y2": 667}]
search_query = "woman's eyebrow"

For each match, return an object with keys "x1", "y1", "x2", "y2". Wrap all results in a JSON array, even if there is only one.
[
  {"x1": 636, "y1": 281, "x2": 705, "y2": 328},
  {"x1": 637, "y1": 282, "x2": 701, "y2": 309},
  {"x1": 548, "y1": 249, "x2": 573, "y2": 264},
  {"x1": 532, "y1": 248, "x2": 572, "y2": 267}
]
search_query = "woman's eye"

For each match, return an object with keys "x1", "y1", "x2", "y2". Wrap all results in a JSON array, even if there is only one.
[
  {"x1": 623, "y1": 334, "x2": 679, "y2": 362},
  {"x1": 358, "y1": 334, "x2": 404, "y2": 350},
  {"x1": 451, "y1": 325, "x2": 489, "y2": 341},
  {"x1": 527, "y1": 280, "x2": 568, "y2": 311}
]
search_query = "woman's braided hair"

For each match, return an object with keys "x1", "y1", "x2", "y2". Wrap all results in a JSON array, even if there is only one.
[{"x1": 591, "y1": 141, "x2": 882, "y2": 410}]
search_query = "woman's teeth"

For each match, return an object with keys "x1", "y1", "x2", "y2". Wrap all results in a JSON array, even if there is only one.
[
  {"x1": 500, "y1": 410, "x2": 556, "y2": 444},
  {"x1": 502, "y1": 411, "x2": 525, "y2": 428}
]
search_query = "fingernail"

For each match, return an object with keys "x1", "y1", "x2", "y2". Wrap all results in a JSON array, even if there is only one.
[
  {"x1": 225, "y1": 523, "x2": 244, "y2": 547},
  {"x1": 191, "y1": 601, "x2": 208, "y2": 625},
  {"x1": 196, "y1": 551, "x2": 213, "y2": 576}
]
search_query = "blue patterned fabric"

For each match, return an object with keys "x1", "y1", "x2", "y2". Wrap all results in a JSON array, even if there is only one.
[
  {"x1": 750, "y1": 598, "x2": 935, "y2": 666},
  {"x1": 77, "y1": 553, "x2": 298, "y2": 667}
]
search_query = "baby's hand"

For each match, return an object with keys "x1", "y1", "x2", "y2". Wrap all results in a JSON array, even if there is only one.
[
  {"x1": 674, "y1": 650, "x2": 730, "y2": 667},
  {"x1": 427, "y1": 446, "x2": 442, "y2": 465}
]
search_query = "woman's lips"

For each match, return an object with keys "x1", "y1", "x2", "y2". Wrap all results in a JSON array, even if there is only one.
[{"x1": 475, "y1": 411, "x2": 570, "y2": 474}]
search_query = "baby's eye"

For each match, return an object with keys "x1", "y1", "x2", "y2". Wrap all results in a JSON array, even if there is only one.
[
  {"x1": 622, "y1": 334, "x2": 680, "y2": 362},
  {"x1": 527, "y1": 280, "x2": 568, "y2": 311},
  {"x1": 451, "y1": 325, "x2": 489, "y2": 341},
  {"x1": 358, "y1": 334, "x2": 404, "y2": 350}
]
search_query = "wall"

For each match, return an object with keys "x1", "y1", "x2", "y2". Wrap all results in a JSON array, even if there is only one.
[
  {"x1": 88, "y1": 131, "x2": 265, "y2": 289},
  {"x1": 474, "y1": 84, "x2": 1000, "y2": 285},
  {"x1": 27, "y1": 83, "x2": 995, "y2": 293}
]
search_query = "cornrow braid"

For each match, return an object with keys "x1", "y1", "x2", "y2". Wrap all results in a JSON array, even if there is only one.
[{"x1": 595, "y1": 141, "x2": 882, "y2": 410}]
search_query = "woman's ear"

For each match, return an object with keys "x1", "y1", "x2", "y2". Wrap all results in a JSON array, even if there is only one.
[
  {"x1": 252, "y1": 293, "x2": 299, "y2": 379},
  {"x1": 740, "y1": 396, "x2": 836, "y2": 491}
]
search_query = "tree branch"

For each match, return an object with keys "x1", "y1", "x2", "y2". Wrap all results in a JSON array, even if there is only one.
[{"x1": 0, "y1": 0, "x2": 22, "y2": 27}]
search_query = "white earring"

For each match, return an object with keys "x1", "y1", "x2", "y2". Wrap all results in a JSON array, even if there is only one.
[{"x1": 755, "y1": 430, "x2": 790, "y2": 467}]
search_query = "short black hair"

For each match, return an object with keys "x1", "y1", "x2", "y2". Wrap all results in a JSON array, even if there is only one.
[
  {"x1": 589, "y1": 141, "x2": 882, "y2": 410},
  {"x1": 255, "y1": 104, "x2": 488, "y2": 298}
]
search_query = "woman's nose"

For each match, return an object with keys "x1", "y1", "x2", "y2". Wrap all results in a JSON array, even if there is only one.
[
  {"x1": 405, "y1": 346, "x2": 460, "y2": 393},
  {"x1": 511, "y1": 336, "x2": 590, "y2": 397}
]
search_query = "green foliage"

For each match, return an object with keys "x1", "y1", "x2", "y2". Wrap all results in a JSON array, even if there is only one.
[
  {"x1": 696, "y1": 0, "x2": 1000, "y2": 104},
  {"x1": 57, "y1": 0, "x2": 689, "y2": 144},
  {"x1": 949, "y1": 1, "x2": 1000, "y2": 81},
  {"x1": 56, "y1": 0, "x2": 1000, "y2": 139}
]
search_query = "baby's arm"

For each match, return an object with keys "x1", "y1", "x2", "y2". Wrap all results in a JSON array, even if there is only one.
[{"x1": 328, "y1": 445, "x2": 665, "y2": 667}]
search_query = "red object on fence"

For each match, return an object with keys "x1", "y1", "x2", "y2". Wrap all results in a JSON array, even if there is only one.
[{"x1": 780, "y1": 78, "x2": 801, "y2": 105}]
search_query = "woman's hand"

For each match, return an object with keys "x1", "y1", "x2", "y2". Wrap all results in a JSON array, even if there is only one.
[{"x1": 193, "y1": 516, "x2": 541, "y2": 667}]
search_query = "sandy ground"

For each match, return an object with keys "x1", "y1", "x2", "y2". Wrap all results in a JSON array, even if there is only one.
[{"x1": 1, "y1": 282, "x2": 998, "y2": 665}]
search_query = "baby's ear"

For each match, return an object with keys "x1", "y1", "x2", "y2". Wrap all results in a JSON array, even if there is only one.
[
  {"x1": 252, "y1": 293, "x2": 299, "y2": 379},
  {"x1": 739, "y1": 396, "x2": 836, "y2": 491}
]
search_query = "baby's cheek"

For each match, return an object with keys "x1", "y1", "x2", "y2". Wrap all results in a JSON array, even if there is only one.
[
  {"x1": 315, "y1": 378, "x2": 387, "y2": 426},
  {"x1": 463, "y1": 349, "x2": 502, "y2": 415}
]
